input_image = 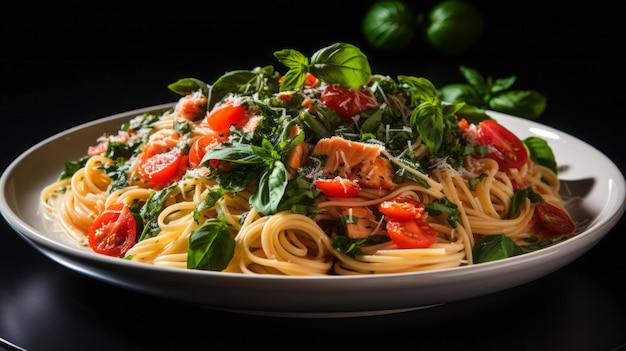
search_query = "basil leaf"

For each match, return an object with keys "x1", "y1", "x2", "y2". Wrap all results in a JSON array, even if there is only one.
[
  {"x1": 274, "y1": 49, "x2": 309, "y2": 91},
  {"x1": 411, "y1": 100, "x2": 444, "y2": 154},
  {"x1": 524, "y1": 136, "x2": 558, "y2": 174},
  {"x1": 439, "y1": 83, "x2": 483, "y2": 107},
  {"x1": 187, "y1": 219, "x2": 235, "y2": 271},
  {"x1": 491, "y1": 75, "x2": 517, "y2": 93},
  {"x1": 489, "y1": 90, "x2": 547, "y2": 120},
  {"x1": 472, "y1": 234, "x2": 522, "y2": 263},
  {"x1": 202, "y1": 143, "x2": 266, "y2": 165},
  {"x1": 398, "y1": 75, "x2": 439, "y2": 107},
  {"x1": 138, "y1": 184, "x2": 180, "y2": 241},
  {"x1": 274, "y1": 48, "x2": 309, "y2": 69},
  {"x1": 424, "y1": 197, "x2": 459, "y2": 228},
  {"x1": 309, "y1": 43, "x2": 371, "y2": 88},
  {"x1": 207, "y1": 67, "x2": 278, "y2": 109},
  {"x1": 278, "y1": 67, "x2": 308, "y2": 92},
  {"x1": 250, "y1": 160, "x2": 288, "y2": 215},
  {"x1": 167, "y1": 78, "x2": 209, "y2": 96},
  {"x1": 459, "y1": 66, "x2": 487, "y2": 92}
]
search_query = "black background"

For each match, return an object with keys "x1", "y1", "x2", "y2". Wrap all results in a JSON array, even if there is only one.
[{"x1": 2, "y1": 1, "x2": 625, "y2": 350}]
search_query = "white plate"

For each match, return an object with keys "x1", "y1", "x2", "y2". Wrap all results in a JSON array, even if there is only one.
[{"x1": 2, "y1": 104, "x2": 625, "y2": 317}]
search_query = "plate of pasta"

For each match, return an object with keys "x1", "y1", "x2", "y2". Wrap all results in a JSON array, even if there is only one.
[{"x1": 1, "y1": 43, "x2": 625, "y2": 317}]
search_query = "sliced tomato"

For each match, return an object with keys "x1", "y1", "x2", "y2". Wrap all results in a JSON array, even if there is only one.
[
  {"x1": 379, "y1": 196, "x2": 426, "y2": 220},
  {"x1": 88, "y1": 202, "x2": 137, "y2": 257},
  {"x1": 206, "y1": 101, "x2": 246, "y2": 133},
  {"x1": 188, "y1": 134, "x2": 227, "y2": 168},
  {"x1": 320, "y1": 84, "x2": 378, "y2": 121},
  {"x1": 315, "y1": 177, "x2": 361, "y2": 197},
  {"x1": 386, "y1": 218, "x2": 437, "y2": 249},
  {"x1": 137, "y1": 148, "x2": 183, "y2": 185},
  {"x1": 535, "y1": 202, "x2": 576, "y2": 236},
  {"x1": 476, "y1": 119, "x2": 528, "y2": 170}
]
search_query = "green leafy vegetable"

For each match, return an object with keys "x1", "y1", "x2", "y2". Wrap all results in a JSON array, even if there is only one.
[
  {"x1": 472, "y1": 234, "x2": 523, "y2": 263},
  {"x1": 187, "y1": 218, "x2": 235, "y2": 271},
  {"x1": 420, "y1": 0, "x2": 484, "y2": 54},
  {"x1": 523, "y1": 136, "x2": 558, "y2": 174},
  {"x1": 362, "y1": 0, "x2": 415, "y2": 51},
  {"x1": 275, "y1": 42, "x2": 371, "y2": 91},
  {"x1": 440, "y1": 66, "x2": 547, "y2": 120}
]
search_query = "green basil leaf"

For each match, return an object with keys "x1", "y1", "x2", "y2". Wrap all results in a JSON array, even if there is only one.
[
  {"x1": 309, "y1": 43, "x2": 371, "y2": 88},
  {"x1": 208, "y1": 69, "x2": 268, "y2": 109},
  {"x1": 489, "y1": 90, "x2": 547, "y2": 120},
  {"x1": 167, "y1": 78, "x2": 209, "y2": 96},
  {"x1": 439, "y1": 83, "x2": 483, "y2": 107},
  {"x1": 362, "y1": 0, "x2": 415, "y2": 51},
  {"x1": 398, "y1": 75, "x2": 439, "y2": 106},
  {"x1": 410, "y1": 100, "x2": 443, "y2": 154},
  {"x1": 273, "y1": 48, "x2": 309, "y2": 69},
  {"x1": 278, "y1": 67, "x2": 308, "y2": 92},
  {"x1": 491, "y1": 75, "x2": 516, "y2": 93},
  {"x1": 202, "y1": 143, "x2": 266, "y2": 165},
  {"x1": 459, "y1": 66, "x2": 486, "y2": 91},
  {"x1": 472, "y1": 234, "x2": 522, "y2": 263},
  {"x1": 187, "y1": 219, "x2": 235, "y2": 271},
  {"x1": 274, "y1": 49, "x2": 310, "y2": 91},
  {"x1": 524, "y1": 136, "x2": 558, "y2": 174},
  {"x1": 250, "y1": 160, "x2": 288, "y2": 215}
]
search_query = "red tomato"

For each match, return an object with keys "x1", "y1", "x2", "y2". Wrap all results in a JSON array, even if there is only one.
[
  {"x1": 206, "y1": 102, "x2": 246, "y2": 133},
  {"x1": 386, "y1": 218, "x2": 437, "y2": 249},
  {"x1": 379, "y1": 196, "x2": 426, "y2": 220},
  {"x1": 320, "y1": 84, "x2": 378, "y2": 121},
  {"x1": 315, "y1": 177, "x2": 361, "y2": 197},
  {"x1": 535, "y1": 202, "x2": 576, "y2": 236},
  {"x1": 188, "y1": 135, "x2": 227, "y2": 168},
  {"x1": 137, "y1": 148, "x2": 183, "y2": 185},
  {"x1": 88, "y1": 202, "x2": 137, "y2": 257},
  {"x1": 476, "y1": 119, "x2": 528, "y2": 170}
]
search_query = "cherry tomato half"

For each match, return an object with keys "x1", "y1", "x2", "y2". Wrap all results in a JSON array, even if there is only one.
[
  {"x1": 535, "y1": 202, "x2": 576, "y2": 236},
  {"x1": 315, "y1": 177, "x2": 361, "y2": 197},
  {"x1": 386, "y1": 218, "x2": 437, "y2": 249},
  {"x1": 88, "y1": 202, "x2": 137, "y2": 257},
  {"x1": 206, "y1": 101, "x2": 246, "y2": 133},
  {"x1": 476, "y1": 119, "x2": 528, "y2": 170},
  {"x1": 137, "y1": 148, "x2": 183, "y2": 185},
  {"x1": 379, "y1": 196, "x2": 426, "y2": 220},
  {"x1": 320, "y1": 84, "x2": 378, "y2": 121},
  {"x1": 188, "y1": 134, "x2": 227, "y2": 168}
]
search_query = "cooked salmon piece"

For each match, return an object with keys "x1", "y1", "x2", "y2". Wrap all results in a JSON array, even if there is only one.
[
  {"x1": 312, "y1": 136, "x2": 383, "y2": 178},
  {"x1": 285, "y1": 125, "x2": 309, "y2": 179},
  {"x1": 340, "y1": 206, "x2": 382, "y2": 239},
  {"x1": 349, "y1": 156, "x2": 396, "y2": 189}
]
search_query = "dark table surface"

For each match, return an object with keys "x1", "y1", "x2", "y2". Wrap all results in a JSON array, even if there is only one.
[{"x1": 2, "y1": 1, "x2": 625, "y2": 350}]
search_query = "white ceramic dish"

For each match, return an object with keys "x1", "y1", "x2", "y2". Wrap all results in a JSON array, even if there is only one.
[{"x1": 1, "y1": 103, "x2": 625, "y2": 317}]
